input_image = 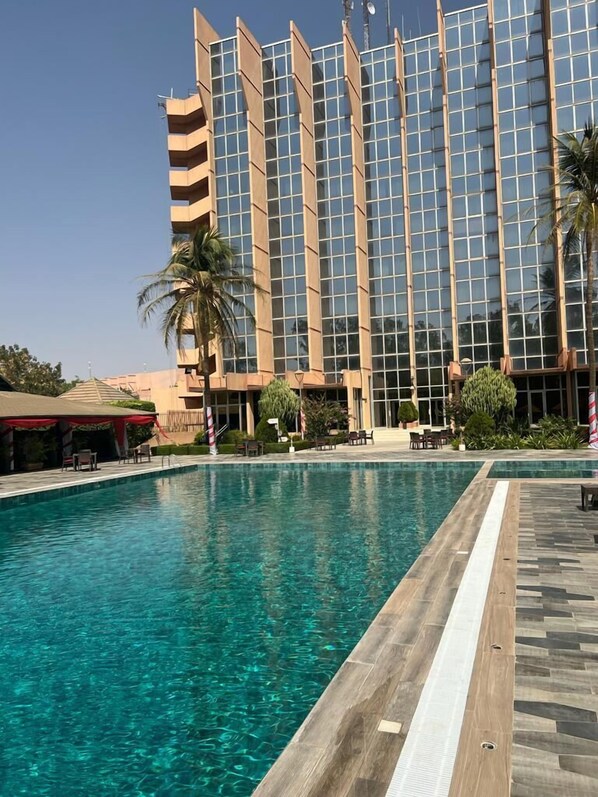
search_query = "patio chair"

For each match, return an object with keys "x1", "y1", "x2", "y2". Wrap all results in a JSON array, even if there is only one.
[
  {"x1": 118, "y1": 448, "x2": 134, "y2": 464},
  {"x1": 136, "y1": 444, "x2": 151, "y2": 463},
  {"x1": 234, "y1": 442, "x2": 247, "y2": 457},
  {"x1": 77, "y1": 449, "x2": 95, "y2": 471},
  {"x1": 348, "y1": 431, "x2": 360, "y2": 446},
  {"x1": 316, "y1": 437, "x2": 336, "y2": 450},
  {"x1": 246, "y1": 440, "x2": 261, "y2": 457},
  {"x1": 409, "y1": 432, "x2": 423, "y2": 450},
  {"x1": 61, "y1": 452, "x2": 75, "y2": 471}
]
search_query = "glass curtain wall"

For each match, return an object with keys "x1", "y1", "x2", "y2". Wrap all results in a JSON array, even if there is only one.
[
  {"x1": 263, "y1": 41, "x2": 309, "y2": 375},
  {"x1": 313, "y1": 44, "x2": 360, "y2": 382},
  {"x1": 445, "y1": 7, "x2": 503, "y2": 370},
  {"x1": 361, "y1": 46, "x2": 411, "y2": 428},
  {"x1": 404, "y1": 35, "x2": 452, "y2": 425},
  {"x1": 551, "y1": 0, "x2": 598, "y2": 364},
  {"x1": 493, "y1": 0, "x2": 557, "y2": 370},
  {"x1": 211, "y1": 38, "x2": 257, "y2": 373}
]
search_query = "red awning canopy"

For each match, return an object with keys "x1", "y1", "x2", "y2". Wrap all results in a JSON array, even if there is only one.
[{"x1": 1, "y1": 418, "x2": 58, "y2": 429}]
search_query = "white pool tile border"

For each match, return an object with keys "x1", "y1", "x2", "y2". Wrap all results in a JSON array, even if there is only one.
[{"x1": 385, "y1": 480, "x2": 510, "y2": 797}]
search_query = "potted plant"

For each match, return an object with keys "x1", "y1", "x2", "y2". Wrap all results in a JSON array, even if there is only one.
[
  {"x1": 398, "y1": 400, "x2": 419, "y2": 429},
  {"x1": 22, "y1": 435, "x2": 46, "y2": 471}
]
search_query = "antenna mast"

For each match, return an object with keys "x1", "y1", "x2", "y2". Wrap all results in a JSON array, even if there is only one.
[
  {"x1": 343, "y1": 0, "x2": 353, "y2": 29},
  {"x1": 363, "y1": 1, "x2": 376, "y2": 49},
  {"x1": 386, "y1": 0, "x2": 391, "y2": 45}
]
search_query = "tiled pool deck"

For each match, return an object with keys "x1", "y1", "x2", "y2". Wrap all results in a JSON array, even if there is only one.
[{"x1": 2, "y1": 446, "x2": 598, "y2": 795}]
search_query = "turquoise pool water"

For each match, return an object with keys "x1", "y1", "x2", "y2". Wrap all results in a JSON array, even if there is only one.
[
  {"x1": 488, "y1": 460, "x2": 598, "y2": 479},
  {"x1": 0, "y1": 463, "x2": 478, "y2": 795}
]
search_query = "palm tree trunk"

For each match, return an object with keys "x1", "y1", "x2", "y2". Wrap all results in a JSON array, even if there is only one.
[
  {"x1": 201, "y1": 344, "x2": 212, "y2": 442},
  {"x1": 586, "y1": 233, "x2": 596, "y2": 397}
]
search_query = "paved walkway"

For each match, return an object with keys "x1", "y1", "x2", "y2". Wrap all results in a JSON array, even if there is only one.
[{"x1": 512, "y1": 484, "x2": 598, "y2": 796}]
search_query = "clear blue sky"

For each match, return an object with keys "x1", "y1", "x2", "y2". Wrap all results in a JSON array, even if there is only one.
[{"x1": 0, "y1": 0, "x2": 471, "y2": 380}]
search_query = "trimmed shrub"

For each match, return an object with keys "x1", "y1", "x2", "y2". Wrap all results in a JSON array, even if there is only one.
[
  {"x1": 254, "y1": 417, "x2": 287, "y2": 442},
  {"x1": 222, "y1": 429, "x2": 252, "y2": 444},
  {"x1": 398, "y1": 401, "x2": 419, "y2": 424},
  {"x1": 464, "y1": 411, "x2": 495, "y2": 439}
]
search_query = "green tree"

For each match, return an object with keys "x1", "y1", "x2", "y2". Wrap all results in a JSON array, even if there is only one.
[
  {"x1": 0, "y1": 344, "x2": 72, "y2": 396},
  {"x1": 258, "y1": 379, "x2": 300, "y2": 429},
  {"x1": 137, "y1": 226, "x2": 259, "y2": 435},
  {"x1": 302, "y1": 396, "x2": 349, "y2": 439},
  {"x1": 461, "y1": 366, "x2": 516, "y2": 422},
  {"x1": 537, "y1": 122, "x2": 598, "y2": 403}
]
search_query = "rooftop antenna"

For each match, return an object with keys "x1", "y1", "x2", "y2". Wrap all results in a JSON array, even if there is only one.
[
  {"x1": 157, "y1": 89, "x2": 174, "y2": 119},
  {"x1": 363, "y1": 0, "x2": 376, "y2": 49},
  {"x1": 88, "y1": 361, "x2": 92, "y2": 379},
  {"x1": 343, "y1": 0, "x2": 354, "y2": 29},
  {"x1": 385, "y1": 0, "x2": 391, "y2": 45}
]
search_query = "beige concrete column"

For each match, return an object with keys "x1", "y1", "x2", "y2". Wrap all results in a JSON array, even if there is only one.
[
  {"x1": 343, "y1": 22, "x2": 372, "y2": 427},
  {"x1": 290, "y1": 22, "x2": 323, "y2": 378},
  {"x1": 436, "y1": 1, "x2": 459, "y2": 364},
  {"x1": 487, "y1": 0, "x2": 511, "y2": 359},
  {"x1": 540, "y1": 0, "x2": 567, "y2": 357},
  {"x1": 193, "y1": 9, "x2": 219, "y2": 226},
  {"x1": 246, "y1": 393, "x2": 255, "y2": 435},
  {"x1": 395, "y1": 29, "x2": 418, "y2": 403},
  {"x1": 236, "y1": 18, "x2": 274, "y2": 379}
]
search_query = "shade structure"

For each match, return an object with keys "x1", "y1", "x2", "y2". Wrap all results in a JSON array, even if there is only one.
[
  {"x1": 60, "y1": 378, "x2": 134, "y2": 404},
  {"x1": 0, "y1": 391, "x2": 155, "y2": 424}
]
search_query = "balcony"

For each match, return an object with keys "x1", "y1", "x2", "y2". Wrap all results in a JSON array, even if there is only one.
[
  {"x1": 168, "y1": 128, "x2": 208, "y2": 167},
  {"x1": 169, "y1": 167, "x2": 209, "y2": 202},
  {"x1": 171, "y1": 195, "x2": 212, "y2": 232},
  {"x1": 165, "y1": 94, "x2": 205, "y2": 134}
]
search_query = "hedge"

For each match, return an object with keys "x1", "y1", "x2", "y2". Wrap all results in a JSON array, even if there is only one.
[{"x1": 152, "y1": 440, "x2": 316, "y2": 456}]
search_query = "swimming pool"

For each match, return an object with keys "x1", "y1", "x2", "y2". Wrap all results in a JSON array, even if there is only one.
[
  {"x1": 0, "y1": 463, "x2": 478, "y2": 795},
  {"x1": 488, "y1": 460, "x2": 598, "y2": 479}
]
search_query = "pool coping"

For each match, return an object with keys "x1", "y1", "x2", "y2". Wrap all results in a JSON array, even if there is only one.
[{"x1": 0, "y1": 461, "x2": 202, "y2": 509}]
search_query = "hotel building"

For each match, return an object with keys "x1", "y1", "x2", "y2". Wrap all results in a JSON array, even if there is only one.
[{"x1": 165, "y1": 0, "x2": 598, "y2": 431}]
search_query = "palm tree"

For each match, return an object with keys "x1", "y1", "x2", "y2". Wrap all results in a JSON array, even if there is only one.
[
  {"x1": 538, "y1": 121, "x2": 598, "y2": 433},
  {"x1": 137, "y1": 226, "x2": 260, "y2": 445}
]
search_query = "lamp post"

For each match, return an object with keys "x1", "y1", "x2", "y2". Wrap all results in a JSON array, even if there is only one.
[
  {"x1": 461, "y1": 357, "x2": 473, "y2": 377},
  {"x1": 295, "y1": 369, "x2": 305, "y2": 439}
]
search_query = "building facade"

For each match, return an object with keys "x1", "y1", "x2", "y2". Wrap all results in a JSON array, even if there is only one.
[{"x1": 165, "y1": 0, "x2": 598, "y2": 431}]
